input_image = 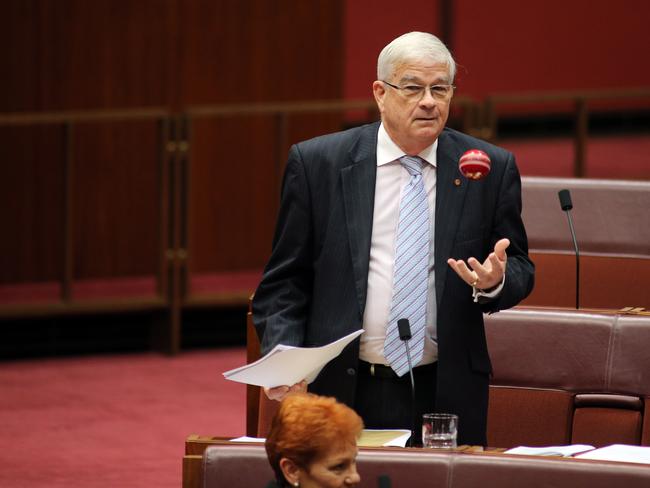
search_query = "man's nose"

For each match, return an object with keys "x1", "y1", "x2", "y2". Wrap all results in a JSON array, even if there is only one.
[{"x1": 418, "y1": 87, "x2": 437, "y2": 107}]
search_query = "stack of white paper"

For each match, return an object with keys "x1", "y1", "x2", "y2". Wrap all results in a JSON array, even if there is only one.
[
  {"x1": 358, "y1": 429, "x2": 411, "y2": 448},
  {"x1": 575, "y1": 444, "x2": 650, "y2": 464},
  {"x1": 230, "y1": 429, "x2": 411, "y2": 448},
  {"x1": 223, "y1": 329, "x2": 364, "y2": 388},
  {"x1": 505, "y1": 445, "x2": 595, "y2": 457}
]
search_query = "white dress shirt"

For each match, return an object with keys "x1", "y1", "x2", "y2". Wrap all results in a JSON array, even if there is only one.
[{"x1": 360, "y1": 124, "x2": 439, "y2": 365}]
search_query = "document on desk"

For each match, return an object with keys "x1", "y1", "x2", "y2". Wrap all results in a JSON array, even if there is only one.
[
  {"x1": 229, "y1": 429, "x2": 410, "y2": 448},
  {"x1": 223, "y1": 329, "x2": 364, "y2": 388},
  {"x1": 504, "y1": 445, "x2": 595, "y2": 457},
  {"x1": 358, "y1": 429, "x2": 412, "y2": 448},
  {"x1": 575, "y1": 444, "x2": 650, "y2": 464}
]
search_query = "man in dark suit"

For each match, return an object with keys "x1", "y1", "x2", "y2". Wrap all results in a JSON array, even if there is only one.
[{"x1": 253, "y1": 31, "x2": 534, "y2": 446}]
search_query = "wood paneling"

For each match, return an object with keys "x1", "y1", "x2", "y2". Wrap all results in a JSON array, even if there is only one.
[
  {"x1": 0, "y1": 126, "x2": 65, "y2": 283},
  {"x1": 452, "y1": 0, "x2": 650, "y2": 99},
  {"x1": 187, "y1": 116, "x2": 278, "y2": 272},
  {"x1": 2, "y1": 0, "x2": 344, "y2": 286},
  {"x1": 522, "y1": 253, "x2": 650, "y2": 310},
  {"x1": 182, "y1": 0, "x2": 345, "y2": 277},
  {"x1": 2, "y1": 0, "x2": 174, "y2": 112},
  {"x1": 72, "y1": 121, "x2": 161, "y2": 279},
  {"x1": 176, "y1": 0, "x2": 343, "y2": 105}
]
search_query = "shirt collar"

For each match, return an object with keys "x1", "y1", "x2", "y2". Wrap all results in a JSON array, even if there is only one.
[{"x1": 377, "y1": 122, "x2": 438, "y2": 168}]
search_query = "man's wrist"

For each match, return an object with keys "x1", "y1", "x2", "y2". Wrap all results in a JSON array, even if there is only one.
[{"x1": 479, "y1": 283, "x2": 500, "y2": 293}]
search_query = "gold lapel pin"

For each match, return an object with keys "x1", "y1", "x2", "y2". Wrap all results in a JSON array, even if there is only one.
[{"x1": 454, "y1": 178, "x2": 462, "y2": 187}]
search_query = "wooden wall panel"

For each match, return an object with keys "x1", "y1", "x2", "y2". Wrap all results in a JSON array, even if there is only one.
[
  {"x1": 343, "y1": 0, "x2": 442, "y2": 100},
  {"x1": 343, "y1": 0, "x2": 650, "y2": 100},
  {"x1": 2, "y1": 0, "x2": 174, "y2": 112},
  {"x1": 184, "y1": 0, "x2": 345, "y2": 277},
  {"x1": 2, "y1": 1, "x2": 40, "y2": 112},
  {"x1": 72, "y1": 121, "x2": 161, "y2": 279},
  {"x1": 0, "y1": 126, "x2": 65, "y2": 283},
  {"x1": 452, "y1": 0, "x2": 650, "y2": 99},
  {"x1": 188, "y1": 116, "x2": 278, "y2": 273},
  {"x1": 2, "y1": 0, "x2": 345, "y2": 291},
  {"x1": 176, "y1": 0, "x2": 344, "y2": 105}
]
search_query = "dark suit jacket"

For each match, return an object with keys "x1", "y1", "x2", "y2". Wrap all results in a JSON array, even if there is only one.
[{"x1": 253, "y1": 122, "x2": 534, "y2": 445}]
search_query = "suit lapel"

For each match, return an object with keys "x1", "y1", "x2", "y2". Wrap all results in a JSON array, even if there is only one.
[
  {"x1": 341, "y1": 124, "x2": 378, "y2": 317},
  {"x1": 434, "y1": 131, "x2": 468, "y2": 307}
]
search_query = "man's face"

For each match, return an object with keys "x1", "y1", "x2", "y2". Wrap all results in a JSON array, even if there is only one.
[{"x1": 373, "y1": 61, "x2": 453, "y2": 154}]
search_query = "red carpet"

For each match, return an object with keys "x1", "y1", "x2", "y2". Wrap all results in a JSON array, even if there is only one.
[{"x1": 0, "y1": 349, "x2": 247, "y2": 488}]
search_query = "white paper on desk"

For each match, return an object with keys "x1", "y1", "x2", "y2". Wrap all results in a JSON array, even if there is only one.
[
  {"x1": 230, "y1": 436, "x2": 265, "y2": 443},
  {"x1": 223, "y1": 329, "x2": 364, "y2": 388},
  {"x1": 505, "y1": 444, "x2": 595, "y2": 457},
  {"x1": 358, "y1": 429, "x2": 412, "y2": 448},
  {"x1": 575, "y1": 444, "x2": 650, "y2": 464}
]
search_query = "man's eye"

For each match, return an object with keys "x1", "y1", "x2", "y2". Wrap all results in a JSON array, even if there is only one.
[
  {"x1": 431, "y1": 85, "x2": 448, "y2": 93},
  {"x1": 404, "y1": 85, "x2": 423, "y2": 93}
]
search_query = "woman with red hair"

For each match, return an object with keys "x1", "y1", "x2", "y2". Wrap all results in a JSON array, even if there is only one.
[{"x1": 265, "y1": 393, "x2": 364, "y2": 488}]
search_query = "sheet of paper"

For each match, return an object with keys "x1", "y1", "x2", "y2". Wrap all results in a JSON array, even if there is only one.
[
  {"x1": 358, "y1": 429, "x2": 412, "y2": 448},
  {"x1": 575, "y1": 444, "x2": 650, "y2": 464},
  {"x1": 505, "y1": 444, "x2": 595, "y2": 457},
  {"x1": 223, "y1": 329, "x2": 364, "y2": 388},
  {"x1": 229, "y1": 429, "x2": 411, "y2": 448},
  {"x1": 229, "y1": 436, "x2": 265, "y2": 443}
]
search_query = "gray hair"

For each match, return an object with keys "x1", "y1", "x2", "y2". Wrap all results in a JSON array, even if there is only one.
[{"x1": 377, "y1": 31, "x2": 456, "y2": 83}]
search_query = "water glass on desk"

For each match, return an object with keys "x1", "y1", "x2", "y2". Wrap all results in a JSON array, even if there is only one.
[{"x1": 422, "y1": 413, "x2": 458, "y2": 448}]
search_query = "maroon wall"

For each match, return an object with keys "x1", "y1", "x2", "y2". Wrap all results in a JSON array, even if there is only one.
[
  {"x1": 344, "y1": 0, "x2": 650, "y2": 100},
  {"x1": 344, "y1": 0, "x2": 442, "y2": 100}
]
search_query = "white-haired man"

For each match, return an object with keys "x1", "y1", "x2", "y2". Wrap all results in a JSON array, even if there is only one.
[{"x1": 253, "y1": 31, "x2": 534, "y2": 446}]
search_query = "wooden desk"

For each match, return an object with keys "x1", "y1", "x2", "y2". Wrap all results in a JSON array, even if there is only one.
[{"x1": 183, "y1": 435, "x2": 486, "y2": 488}]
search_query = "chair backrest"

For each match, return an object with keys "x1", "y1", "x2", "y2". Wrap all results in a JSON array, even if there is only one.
[
  {"x1": 201, "y1": 443, "x2": 650, "y2": 488},
  {"x1": 246, "y1": 300, "x2": 280, "y2": 438},
  {"x1": 520, "y1": 177, "x2": 650, "y2": 309},
  {"x1": 485, "y1": 308, "x2": 650, "y2": 448},
  {"x1": 521, "y1": 177, "x2": 650, "y2": 257}
]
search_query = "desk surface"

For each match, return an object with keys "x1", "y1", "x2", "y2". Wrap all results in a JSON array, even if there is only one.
[{"x1": 183, "y1": 435, "x2": 650, "y2": 488}]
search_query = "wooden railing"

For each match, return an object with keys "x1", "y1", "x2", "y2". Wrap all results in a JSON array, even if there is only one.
[
  {"x1": 483, "y1": 87, "x2": 650, "y2": 177},
  {"x1": 0, "y1": 88, "x2": 648, "y2": 354}
]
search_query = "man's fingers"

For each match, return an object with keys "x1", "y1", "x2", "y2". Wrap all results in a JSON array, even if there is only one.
[
  {"x1": 494, "y1": 238, "x2": 510, "y2": 260},
  {"x1": 264, "y1": 380, "x2": 307, "y2": 401},
  {"x1": 448, "y1": 258, "x2": 473, "y2": 283},
  {"x1": 448, "y1": 238, "x2": 510, "y2": 290},
  {"x1": 264, "y1": 386, "x2": 289, "y2": 401},
  {"x1": 488, "y1": 253, "x2": 503, "y2": 271},
  {"x1": 467, "y1": 257, "x2": 487, "y2": 274},
  {"x1": 449, "y1": 258, "x2": 485, "y2": 284},
  {"x1": 289, "y1": 380, "x2": 308, "y2": 393}
]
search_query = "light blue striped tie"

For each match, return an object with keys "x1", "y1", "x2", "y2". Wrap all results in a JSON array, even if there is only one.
[{"x1": 384, "y1": 156, "x2": 429, "y2": 377}]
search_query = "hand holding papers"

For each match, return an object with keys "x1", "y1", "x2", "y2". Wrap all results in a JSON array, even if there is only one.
[{"x1": 223, "y1": 329, "x2": 364, "y2": 388}]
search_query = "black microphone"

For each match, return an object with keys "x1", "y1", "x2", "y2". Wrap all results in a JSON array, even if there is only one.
[
  {"x1": 397, "y1": 318, "x2": 417, "y2": 447},
  {"x1": 377, "y1": 474, "x2": 392, "y2": 488},
  {"x1": 558, "y1": 189, "x2": 580, "y2": 309}
]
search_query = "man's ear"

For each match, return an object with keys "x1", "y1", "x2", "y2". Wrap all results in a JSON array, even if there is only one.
[
  {"x1": 372, "y1": 80, "x2": 386, "y2": 113},
  {"x1": 279, "y1": 457, "x2": 301, "y2": 486}
]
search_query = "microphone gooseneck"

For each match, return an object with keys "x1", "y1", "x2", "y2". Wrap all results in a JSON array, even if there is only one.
[
  {"x1": 558, "y1": 189, "x2": 580, "y2": 309},
  {"x1": 397, "y1": 318, "x2": 417, "y2": 447}
]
